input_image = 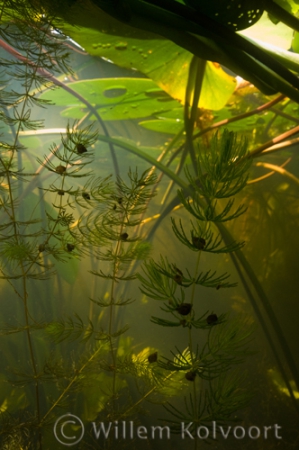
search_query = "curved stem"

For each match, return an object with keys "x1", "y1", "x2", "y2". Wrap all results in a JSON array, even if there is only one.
[
  {"x1": 141, "y1": 0, "x2": 299, "y2": 89},
  {"x1": 0, "y1": 38, "x2": 120, "y2": 178},
  {"x1": 265, "y1": 0, "x2": 299, "y2": 32},
  {"x1": 248, "y1": 157, "x2": 291, "y2": 184},
  {"x1": 184, "y1": 57, "x2": 206, "y2": 175},
  {"x1": 256, "y1": 161, "x2": 299, "y2": 186},
  {"x1": 144, "y1": 172, "x2": 299, "y2": 416},
  {"x1": 174, "y1": 94, "x2": 286, "y2": 157},
  {"x1": 228, "y1": 250, "x2": 299, "y2": 416},
  {"x1": 41, "y1": 345, "x2": 103, "y2": 424},
  {"x1": 247, "y1": 124, "x2": 299, "y2": 159},
  {"x1": 217, "y1": 221, "x2": 299, "y2": 399}
]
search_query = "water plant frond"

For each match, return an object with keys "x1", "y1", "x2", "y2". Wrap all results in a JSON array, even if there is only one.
[
  {"x1": 0, "y1": 322, "x2": 46, "y2": 336},
  {"x1": 163, "y1": 370, "x2": 251, "y2": 434},
  {"x1": 194, "y1": 130, "x2": 252, "y2": 198},
  {"x1": 45, "y1": 314, "x2": 101, "y2": 343},
  {"x1": 171, "y1": 218, "x2": 245, "y2": 253},
  {"x1": 89, "y1": 269, "x2": 136, "y2": 282},
  {"x1": 150, "y1": 317, "x2": 182, "y2": 327},
  {"x1": 90, "y1": 296, "x2": 135, "y2": 307},
  {"x1": 138, "y1": 256, "x2": 185, "y2": 301},
  {"x1": 192, "y1": 269, "x2": 236, "y2": 288}
]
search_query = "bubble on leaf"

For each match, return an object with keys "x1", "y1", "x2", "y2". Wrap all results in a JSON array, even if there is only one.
[
  {"x1": 114, "y1": 42, "x2": 128, "y2": 50},
  {"x1": 103, "y1": 86, "x2": 127, "y2": 98}
]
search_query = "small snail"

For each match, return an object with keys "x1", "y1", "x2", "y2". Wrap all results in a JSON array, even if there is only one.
[
  {"x1": 174, "y1": 266, "x2": 183, "y2": 276},
  {"x1": 76, "y1": 143, "x2": 87, "y2": 154},
  {"x1": 192, "y1": 236, "x2": 206, "y2": 250},
  {"x1": 82, "y1": 192, "x2": 90, "y2": 200},
  {"x1": 176, "y1": 303, "x2": 192, "y2": 316},
  {"x1": 38, "y1": 244, "x2": 45, "y2": 253},
  {"x1": 206, "y1": 314, "x2": 218, "y2": 325},
  {"x1": 148, "y1": 352, "x2": 158, "y2": 363},
  {"x1": 185, "y1": 371, "x2": 196, "y2": 382},
  {"x1": 55, "y1": 165, "x2": 66, "y2": 175}
]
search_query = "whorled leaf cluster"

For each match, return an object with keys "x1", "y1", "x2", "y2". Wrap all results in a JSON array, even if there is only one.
[{"x1": 137, "y1": 129, "x2": 254, "y2": 432}]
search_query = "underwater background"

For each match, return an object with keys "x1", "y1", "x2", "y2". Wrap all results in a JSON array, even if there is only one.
[{"x1": 0, "y1": 0, "x2": 299, "y2": 449}]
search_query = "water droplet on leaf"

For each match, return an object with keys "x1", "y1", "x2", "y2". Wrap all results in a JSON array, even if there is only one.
[
  {"x1": 115, "y1": 42, "x2": 128, "y2": 50},
  {"x1": 104, "y1": 87, "x2": 127, "y2": 98}
]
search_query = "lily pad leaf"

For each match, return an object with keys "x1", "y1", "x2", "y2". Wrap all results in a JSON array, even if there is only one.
[
  {"x1": 139, "y1": 119, "x2": 183, "y2": 134},
  {"x1": 40, "y1": 78, "x2": 181, "y2": 120},
  {"x1": 57, "y1": 3, "x2": 236, "y2": 110}
]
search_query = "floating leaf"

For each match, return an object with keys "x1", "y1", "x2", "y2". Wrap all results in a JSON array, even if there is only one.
[
  {"x1": 139, "y1": 118, "x2": 183, "y2": 134},
  {"x1": 240, "y1": 11, "x2": 293, "y2": 49},
  {"x1": 57, "y1": 4, "x2": 236, "y2": 110},
  {"x1": 40, "y1": 78, "x2": 181, "y2": 120}
]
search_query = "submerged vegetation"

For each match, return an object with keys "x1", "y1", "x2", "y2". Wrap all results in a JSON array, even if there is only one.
[
  {"x1": 0, "y1": 0, "x2": 298, "y2": 449},
  {"x1": 137, "y1": 130, "x2": 254, "y2": 436}
]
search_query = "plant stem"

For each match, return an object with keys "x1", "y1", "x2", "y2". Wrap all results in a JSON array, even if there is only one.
[
  {"x1": 41, "y1": 345, "x2": 103, "y2": 423},
  {"x1": 108, "y1": 235, "x2": 123, "y2": 411}
]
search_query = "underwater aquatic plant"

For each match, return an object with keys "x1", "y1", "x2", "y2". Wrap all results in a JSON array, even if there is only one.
[
  {"x1": 138, "y1": 130, "x2": 254, "y2": 440},
  {"x1": 49, "y1": 0, "x2": 299, "y2": 103},
  {"x1": 0, "y1": 11, "x2": 188, "y2": 443},
  {"x1": 0, "y1": 1, "x2": 298, "y2": 449},
  {"x1": 0, "y1": 3, "x2": 185, "y2": 448},
  {"x1": 0, "y1": 2, "x2": 76, "y2": 447},
  {"x1": 0, "y1": 116, "x2": 175, "y2": 450}
]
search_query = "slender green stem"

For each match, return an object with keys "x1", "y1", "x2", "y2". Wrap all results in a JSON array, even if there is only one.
[
  {"x1": 184, "y1": 57, "x2": 206, "y2": 176},
  {"x1": 0, "y1": 38, "x2": 50, "y2": 448},
  {"x1": 0, "y1": 38, "x2": 120, "y2": 178},
  {"x1": 41, "y1": 345, "x2": 103, "y2": 423},
  {"x1": 118, "y1": 372, "x2": 175, "y2": 420},
  {"x1": 189, "y1": 252, "x2": 201, "y2": 449},
  {"x1": 265, "y1": 0, "x2": 299, "y2": 32},
  {"x1": 108, "y1": 235, "x2": 123, "y2": 411},
  {"x1": 173, "y1": 94, "x2": 285, "y2": 157},
  {"x1": 228, "y1": 250, "x2": 299, "y2": 416},
  {"x1": 218, "y1": 221, "x2": 299, "y2": 405}
]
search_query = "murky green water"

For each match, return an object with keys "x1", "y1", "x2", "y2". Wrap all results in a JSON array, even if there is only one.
[{"x1": 0, "y1": 3, "x2": 299, "y2": 449}]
